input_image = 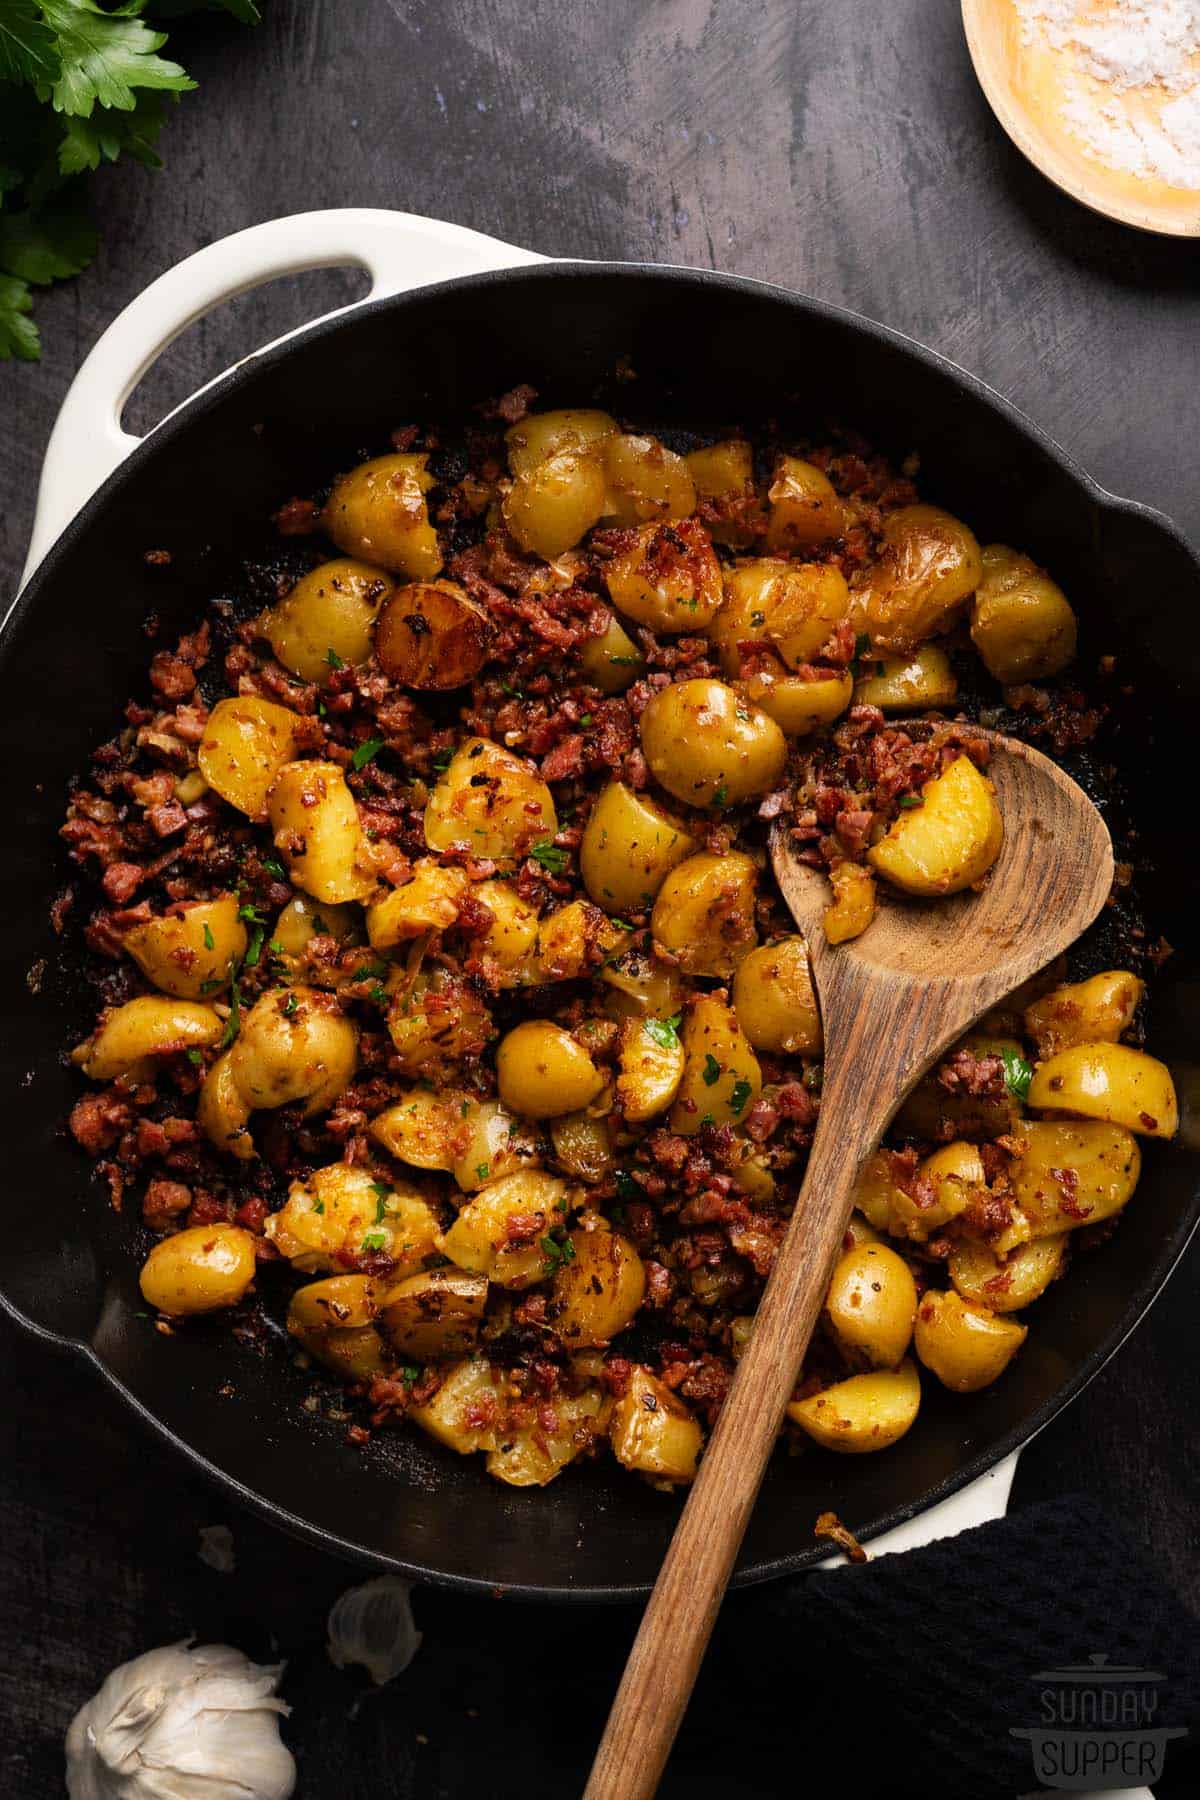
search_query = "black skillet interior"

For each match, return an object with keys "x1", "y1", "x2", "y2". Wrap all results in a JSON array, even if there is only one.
[{"x1": 3, "y1": 265, "x2": 1198, "y2": 1600}]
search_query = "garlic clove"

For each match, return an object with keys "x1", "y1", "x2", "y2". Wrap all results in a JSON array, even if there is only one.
[{"x1": 326, "y1": 1575, "x2": 423, "y2": 1687}]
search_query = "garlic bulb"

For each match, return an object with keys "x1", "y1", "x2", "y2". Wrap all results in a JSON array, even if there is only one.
[
  {"x1": 65, "y1": 1641, "x2": 295, "y2": 1800},
  {"x1": 327, "y1": 1576, "x2": 422, "y2": 1686}
]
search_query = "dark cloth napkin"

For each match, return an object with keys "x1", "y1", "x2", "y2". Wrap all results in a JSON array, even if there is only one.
[{"x1": 661, "y1": 1496, "x2": 1200, "y2": 1799}]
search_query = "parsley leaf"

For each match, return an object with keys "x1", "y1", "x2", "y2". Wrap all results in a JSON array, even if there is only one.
[
  {"x1": 360, "y1": 1229, "x2": 388, "y2": 1253},
  {"x1": 57, "y1": 92, "x2": 174, "y2": 174},
  {"x1": 0, "y1": 273, "x2": 38, "y2": 359},
  {"x1": 541, "y1": 1232, "x2": 576, "y2": 1274},
  {"x1": 643, "y1": 1013, "x2": 681, "y2": 1050},
  {"x1": 529, "y1": 838, "x2": 568, "y2": 875},
  {"x1": 729, "y1": 1078, "x2": 753, "y2": 1115},
  {"x1": 218, "y1": 979, "x2": 241, "y2": 1051},
  {"x1": 0, "y1": 0, "x2": 60, "y2": 86},
  {"x1": 898, "y1": 794, "x2": 924, "y2": 810},
  {"x1": 999, "y1": 1046, "x2": 1034, "y2": 1103},
  {"x1": 325, "y1": 646, "x2": 344, "y2": 670},
  {"x1": 701, "y1": 1053, "x2": 722, "y2": 1087},
  {"x1": 40, "y1": 0, "x2": 196, "y2": 118},
  {"x1": 351, "y1": 735, "x2": 386, "y2": 771},
  {"x1": 614, "y1": 1169, "x2": 643, "y2": 1201},
  {"x1": 202, "y1": 922, "x2": 215, "y2": 951},
  {"x1": 243, "y1": 923, "x2": 265, "y2": 968},
  {"x1": 0, "y1": 191, "x2": 95, "y2": 284},
  {"x1": 262, "y1": 855, "x2": 286, "y2": 879}
]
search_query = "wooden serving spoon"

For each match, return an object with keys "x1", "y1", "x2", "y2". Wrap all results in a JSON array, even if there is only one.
[{"x1": 584, "y1": 732, "x2": 1113, "y2": 1800}]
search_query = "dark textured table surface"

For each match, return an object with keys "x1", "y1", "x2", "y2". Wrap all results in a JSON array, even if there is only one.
[{"x1": 2, "y1": 2, "x2": 1198, "y2": 1795}]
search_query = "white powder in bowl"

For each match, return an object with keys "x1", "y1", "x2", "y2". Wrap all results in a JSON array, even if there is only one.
[{"x1": 1014, "y1": 0, "x2": 1200, "y2": 187}]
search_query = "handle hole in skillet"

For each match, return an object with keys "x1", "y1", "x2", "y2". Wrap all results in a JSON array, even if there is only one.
[{"x1": 121, "y1": 264, "x2": 372, "y2": 438}]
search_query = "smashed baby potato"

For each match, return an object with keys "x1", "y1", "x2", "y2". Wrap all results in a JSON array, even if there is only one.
[
  {"x1": 266, "y1": 1163, "x2": 440, "y2": 1275},
  {"x1": 577, "y1": 610, "x2": 645, "y2": 692},
  {"x1": 271, "y1": 894, "x2": 361, "y2": 961},
  {"x1": 504, "y1": 451, "x2": 608, "y2": 558},
  {"x1": 366, "y1": 859, "x2": 468, "y2": 949},
  {"x1": 853, "y1": 642, "x2": 957, "y2": 712},
  {"x1": 287, "y1": 1274, "x2": 388, "y2": 1382},
  {"x1": 1027, "y1": 1043, "x2": 1177, "y2": 1138},
  {"x1": 197, "y1": 1050, "x2": 256, "y2": 1161},
  {"x1": 267, "y1": 761, "x2": 376, "y2": 904},
  {"x1": 423, "y1": 736, "x2": 556, "y2": 863},
  {"x1": 714, "y1": 558, "x2": 850, "y2": 673},
  {"x1": 139, "y1": 1224, "x2": 257, "y2": 1317},
  {"x1": 868, "y1": 753, "x2": 1003, "y2": 897},
  {"x1": 438, "y1": 1169, "x2": 568, "y2": 1288},
  {"x1": 609, "y1": 1366, "x2": 702, "y2": 1484},
  {"x1": 368, "y1": 1087, "x2": 471, "y2": 1171},
  {"x1": 651, "y1": 849, "x2": 758, "y2": 979},
  {"x1": 580, "y1": 781, "x2": 698, "y2": 915},
  {"x1": 496, "y1": 1019, "x2": 605, "y2": 1118},
  {"x1": 1023, "y1": 971, "x2": 1143, "y2": 1061},
  {"x1": 198, "y1": 696, "x2": 304, "y2": 820},
  {"x1": 824, "y1": 1243, "x2": 918, "y2": 1370},
  {"x1": 549, "y1": 1227, "x2": 646, "y2": 1346},
  {"x1": 616, "y1": 1017, "x2": 686, "y2": 1122},
  {"x1": 739, "y1": 665, "x2": 854, "y2": 738},
  {"x1": 640, "y1": 677, "x2": 787, "y2": 809},
  {"x1": 601, "y1": 433, "x2": 696, "y2": 527},
  {"x1": 764, "y1": 455, "x2": 845, "y2": 551},
  {"x1": 599, "y1": 947, "x2": 687, "y2": 1022},
  {"x1": 505, "y1": 408, "x2": 618, "y2": 476},
  {"x1": 469, "y1": 879, "x2": 540, "y2": 977},
  {"x1": 732, "y1": 937, "x2": 822, "y2": 1055},
  {"x1": 374, "y1": 579, "x2": 491, "y2": 690},
  {"x1": 531, "y1": 898, "x2": 625, "y2": 984},
  {"x1": 124, "y1": 896, "x2": 246, "y2": 1000},
  {"x1": 914, "y1": 1291, "x2": 1026, "y2": 1393},
  {"x1": 386, "y1": 969, "x2": 494, "y2": 1079},
  {"x1": 380, "y1": 1268, "x2": 489, "y2": 1359},
  {"x1": 971, "y1": 544, "x2": 1077, "y2": 683},
  {"x1": 859, "y1": 504, "x2": 983, "y2": 654},
  {"x1": 603, "y1": 517, "x2": 723, "y2": 633},
  {"x1": 410, "y1": 1359, "x2": 504, "y2": 1455},
  {"x1": 486, "y1": 1388, "x2": 609, "y2": 1488},
  {"x1": 1012, "y1": 1121, "x2": 1141, "y2": 1236},
  {"x1": 686, "y1": 438, "x2": 761, "y2": 546},
  {"x1": 256, "y1": 558, "x2": 390, "y2": 683},
  {"x1": 823, "y1": 859, "x2": 876, "y2": 945},
  {"x1": 948, "y1": 1233, "x2": 1067, "y2": 1313},
  {"x1": 228, "y1": 986, "x2": 357, "y2": 1116},
  {"x1": 787, "y1": 1360, "x2": 921, "y2": 1454},
  {"x1": 75, "y1": 996, "x2": 223, "y2": 1082},
  {"x1": 550, "y1": 1111, "x2": 614, "y2": 1183},
  {"x1": 323, "y1": 452, "x2": 442, "y2": 579},
  {"x1": 670, "y1": 993, "x2": 762, "y2": 1136},
  {"x1": 451, "y1": 1096, "x2": 540, "y2": 1193}
]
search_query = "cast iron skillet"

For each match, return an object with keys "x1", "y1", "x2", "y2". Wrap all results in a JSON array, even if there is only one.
[{"x1": 3, "y1": 264, "x2": 1198, "y2": 1601}]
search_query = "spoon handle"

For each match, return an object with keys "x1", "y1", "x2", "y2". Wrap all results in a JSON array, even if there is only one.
[{"x1": 583, "y1": 1050, "x2": 905, "y2": 1800}]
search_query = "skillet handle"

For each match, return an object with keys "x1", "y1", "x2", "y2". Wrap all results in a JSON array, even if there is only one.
[{"x1": 21, "y1": 208, "x2": 544, "y2": 585}]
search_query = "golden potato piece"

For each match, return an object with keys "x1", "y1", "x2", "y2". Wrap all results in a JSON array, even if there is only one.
[
  {"x1": 75, "y1": 996, "x2": 223, "y2": 1082},
  {"x1": 670, "y1": 992, "x2": 761, "y2": 1137},
  {"x1": 715, "y1": 557, "x2": 850, "y2": 674},
  {"x1": 496, "y1": 1019, "x2": 604, "y2": 1119},
  {"x1": 257, "y1": 557, "x2": 390, "y2": 682},
  {"x1": 1023, "y1": 971, "x2": 1144, "y2": 1061},
  {"x1": 609, "y1": 1366, "x2": 702, "y2": 1483},
  {"x1": 787, "y1": 1360, "x2": 921, "y2": 1453},
  {"x1": 504, "y1": 450, "x2": 608, "y2": 557},
  {"x1": 550, "y1": 1111, "x2": 614, "y2": 1183},
  {"x1": 732, "y1": 937, "x2": 822, "y2": 1055},
  {"x1": 228, "y1": 986, "x2": 357, "y2": 1117},
  {"x1": 266, "y1": 1163, "x2": 439, "y2": 1275},
  {"x1": 505, "y1": 407, "x2": 617, "y2": 476},
  {"x1": 452, "y1": 1096, "x2": 540, "y2": 1192},
  {"x1": 196, "y1": 1051, "x2": 256, "y2": 1161},
  {"x1": 948, "y1": 1233, "x2": 1067, "y2": 1313},
  {"x1": 139, "y1": 1224, "x2": 257, "y2": 1317},
  {"x1": 764, "y1": 455, "x2": 845, "y2": 551},
  {"x1": 914, "y1": 1291, "x2": 1026, "y2": 1392},
  {"x1": 486, "y1": 1388, "x2": 609, "y2": 1488},
  {"x1": 386, "y1": 969, "x2": 493, "y2": 1079},
  {"x1": 739, "y1": 666, "x2": 853, "y2": 738},
  {"x1": 287, "y1": 1274, "x2": 388, "y2": 1382},
  {"x1": 124, "y1": 896, "x2": 247, "y2": 1000},
  {"x1": 271, "y1": 895, "x2": 361, "y2": 959},
  {"x1": 971, "y1": 544, "x2": 1077, "y2": 683},
  {"x1": 651, "y1": 849, "x2": 758, "y2": 979},
  {"x1": 599, "y1": 946, "x2": 687, "y2": 1021},
  {"x1": 267, "y1": 761, "x2": 376, "y2": 904},
  {"x1": 824, "y1": 1243, "x2": 918, "y2": 1370},
  {"x1": 860, "y1": 504, "x2": 983, "y2": 654},
  {"x1": 323, "y1": 452, "x2": 441, "y2": 579},
  {"x1": 374, "y1": 579, "x2": 491, "y2": 690},
  {"x1": 468, "y1": 879, "x2": 540, "y2": 979},
  {"x1": 1012, "y1": 1120, "x2": 1141, "y2": 1236},
  {"x1": 550, "y1": 1228, "x2": 646, "y2": 1347},
  {"x1": 604, "y1": 518, "x2": 723, "y2": 634},
  {"x1": 411, "y1": 1359, "x2": 503, "y2": 1454},
  {"x1": 1028, "y1": 1043, "x2": 1177, "y2": 1138},
  {"x1": 601, "y1": 433, "x2": 696, "y2": 527},
  {"x1": 823, "y1": 859, "x2": 876, "y2": 944},
  {"x1": 577, "y1": 611, "x2": 645, "y2": 692},
  {"x1": 366, "y1": 859, "x2": 468, "y2": 949},
  {"x1": 380, "y1": 1268, "x2": 489, "y2": 1360},
  {"x1": 686, "y1": 438, "x2": 761, "y2": 547},
  {"x1": 868, "y1": 754, "x2": 1002, "y2": 897},
  {"x1": 424, "y1": 736, "x2": 556, "y2": 864},
  {"x1": 853, "y1": 643, "x2": 957, "y2": 712},
  {"x1": 438, "y1": 1168, "x2": 568, "y2": 1288},
  {"x1": 580, "y1": 781, "x2": 698, "y2": 915},
  {"x1": 616, "y1": 1017, "x2": 686, "y2": 1122},
  {"x1": 198, "y1": 696, "x2": 303, "y2": 820},
  {"x1": 641, "y1": 678, "x2": 786, "y2": 810}
]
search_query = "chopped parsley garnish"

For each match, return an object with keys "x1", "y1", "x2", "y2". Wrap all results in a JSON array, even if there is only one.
[
  {"x1": 351, "y1": 735, "x2": 386, "y2": 771},
  {"x1": 268, "y1": 939, "x2": 284, "y2": 956},
  {"x1": 312, "y1": 1198, "x2": 325, "y2": 1215},
  {"x1": 401, "y1": 1365, "x2": 421, "y2": 1383},
  {"x1": 218, "y1": 981, "x2": 242, "y2": 1051},
  {"x1": 701, "y1": 1053, "x2": 722, "y2": 1087},
  {"x1": 237, "y1": 903, "x2": 267, "y2": 924},
  {"x1": 186, "y1": 1048, "x2": 204, "y2": 1066},
  {"x1": 360, "y1": 1230, "x2": 389, "y2": 1253},
  {"x1": 243, "y1": 923, "x2": 265, "y2": 968},
  {"x1": 475, "y1": 1163, "x2": 490, "y2": 1182},
  {"x1": 370, "y1": 1183, "x2": 391, "y2": 1222},
  {"x1": 529, "y1": 838, "x2": 568, "y2": 875},
  {"x1": 432, "y1": 750, "x2": 453, "y2": 773},
  {"x1": 999, "y1": 1047, "x2": 1034, "y2": 1103},
  {"x1": 541, "y1": 1232, "x2": 576, "y2": 1274},
  {"x1": 202, "y1": 922, "x2": 215, "y2": 951},
  {"x1": 263, "y1": 856, "x2": 287, "y2": 879},
  {"x1": 898, "y1": 794, "x2": 924, "y2": 809},
  {"x1": 325, "y1": 647, "x2": 345, "y2": 669},
  {"x1": 369, "y1": 983, "x2": 388, "y2": 1006},
  {"x1": 729, "y1": 1079, "x2": 753, "y2": 1115},
  {"x1": 282, "y1": 992, "x2": 299, "y2": 1017},
  {"x1": 712, "y1": 784, "x2": 728, "y2": 807},
  {"x1": 579, "y1": 713, "x2": 593, "y2": 728},
  {"x1": 607, "y1": 654, "x2": 641, "y2": 666},
  {"x1": 643, "y1": 1013, "x2": 681, "y2": 1050},
  {"x1": 614, "y1": 1169, "x2": 644, "y2": 1200},
  {"x1": 199, "y1": 977, "x2": 222, "y2": 996}
]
